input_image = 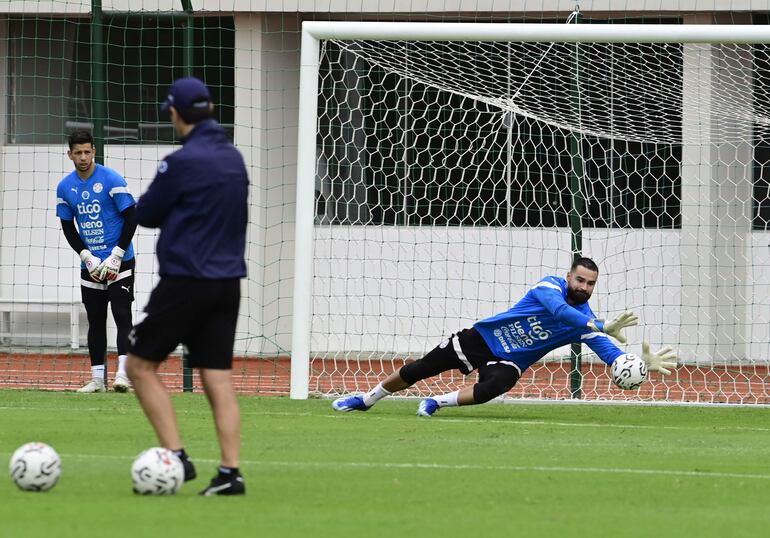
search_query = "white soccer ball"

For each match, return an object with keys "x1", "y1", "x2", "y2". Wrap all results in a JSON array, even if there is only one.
[
  {"x1": 611, "y1": 353, "x2": 648, "y2": 390},
  {"x1": 9, "y1": 442, "x2": 62, "y2": 492},
  {"x1": 131, "y1": 447, "x2": 184, "y2": 495}
]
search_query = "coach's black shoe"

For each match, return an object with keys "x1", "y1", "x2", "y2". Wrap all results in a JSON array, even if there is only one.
[
  {"x1": 199, "y1": 472, "x2": 245, "y2": 496},
  {"x1": 181, "y1": 457, "x2": 197, "y2": 482}
]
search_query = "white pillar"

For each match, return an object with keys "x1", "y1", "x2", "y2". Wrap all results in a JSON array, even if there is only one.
[
  {"x1": 234, "y1": 14, "x2": 266, "y2": 355},
  {"x1": 680, "y1": 14, "x2": 751, "y2": 364}
]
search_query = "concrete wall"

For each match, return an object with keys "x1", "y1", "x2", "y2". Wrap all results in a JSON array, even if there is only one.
[{"x1": 1, "y1": 5, "x2": 769, "y2": 365}]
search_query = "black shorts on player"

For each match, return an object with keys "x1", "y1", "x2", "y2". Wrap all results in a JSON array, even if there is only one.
[
  {"x1": 80, "y1": 258, "x2": 135, "y2": 367},
  {"x1": 399, "y1": 327, "x2": 521, "y2": 403},
  {"x1": 128, "y1": 276, "x2": 240, "y2": 369}
]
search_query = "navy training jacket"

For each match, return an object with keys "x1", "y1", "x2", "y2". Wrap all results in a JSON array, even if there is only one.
[{"x1": 136, "y1": 119, "x2": 248, "y2": 279}]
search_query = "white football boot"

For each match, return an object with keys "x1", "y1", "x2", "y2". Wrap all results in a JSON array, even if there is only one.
[
  {"x1": 77, "y1": 378, "x2": 106, "y2": 393},
  {"x1": 112, "y1": 373, "x2": 131, "y2": 393}
]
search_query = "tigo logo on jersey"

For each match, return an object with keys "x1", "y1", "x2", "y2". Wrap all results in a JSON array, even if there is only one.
[
  {"x1": 527, "y1": 317, "x2": 552, "y2": 341},
  {"x1": 77, "y1": 200, "x2": 101, "y2": 220}
]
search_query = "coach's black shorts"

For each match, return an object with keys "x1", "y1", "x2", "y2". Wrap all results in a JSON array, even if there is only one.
[
  {"x1": 399, "y1": 327, "x2": 521, "y2": 386},
  {"x1": 128, "y1": 277, "x2": 241, "y2": 369}
]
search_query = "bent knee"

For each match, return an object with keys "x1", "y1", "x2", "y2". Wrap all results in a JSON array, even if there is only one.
[
  {"x1": 472, "y1": 378, "x2": 518, "y2": 404},
  {"x1": 125, "y1": 355, "x2": 157, "y2": 380}
]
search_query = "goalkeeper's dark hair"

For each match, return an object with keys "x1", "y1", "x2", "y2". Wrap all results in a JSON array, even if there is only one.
[
  {"x1": 68, "y1": 130, "x2": 94, "y2": 150},
  {"x1": 176, "y1": 99, "x2": 214, "y2": 125},
  {"x1": 571, "y1": 257, "x2": 599, "y2": 273}
]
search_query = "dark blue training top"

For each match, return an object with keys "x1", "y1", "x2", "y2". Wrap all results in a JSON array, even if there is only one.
[
  {"x1": 474, "y1": 275, "x2": 624, "y2": 373},
  {"x1": 136, "y1": 119, "x2": 248, "y2": 279}
]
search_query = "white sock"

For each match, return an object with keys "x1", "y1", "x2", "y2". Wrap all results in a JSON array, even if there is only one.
[
  {"x1": 433, "y1": 391, "x2": 460, "y2": 408},
  {"x1": 362, "y1": 383, "x2": 392, "y2": 407},
  {"x1": 91, "y1": 364, "x2": 105, "y2": 382},
  {"x1": 117, "y1": 355, "x2": 127, "y2": 376}
]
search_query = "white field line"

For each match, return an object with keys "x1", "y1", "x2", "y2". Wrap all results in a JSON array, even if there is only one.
[
  {"x1": 1, "y1": 451, "x2": 768, "y2": 481},
  {"x1": 2, "y1": 405, "x2": 770, "y2": 433},
  {"x1": 325, "y1": 413, "x2": 770, "y2": 432}
]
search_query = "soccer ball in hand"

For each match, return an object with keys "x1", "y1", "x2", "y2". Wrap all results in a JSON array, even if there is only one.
[
  {"x1": 131, "y1": 447, "x2": 184, "y2": 495},
  {"x1": 9, "y1": 442, "x2": 62, "y2": 492},
  {"x1": 611, "y1": 353, "x2": 648, "y2": 390}
]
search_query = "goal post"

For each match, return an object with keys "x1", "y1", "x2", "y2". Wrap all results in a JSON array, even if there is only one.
[
  {"x1": 291, "y1": 28, "x2": 321, "y2": 399},
  {"x1": 292, "y1": 21, "x2": 770, "y2": 403}
]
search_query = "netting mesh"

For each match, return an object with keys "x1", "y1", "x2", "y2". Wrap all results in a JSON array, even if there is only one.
[
  {"x1": 2, "y1": 4, "x2": 770, "y2": 404},
  {"x1": 310, "y1": 35, "x2": 770, "y2": 403},
  {"x1": 0, "y1": 10, "x2": 290, "y2": 392}
]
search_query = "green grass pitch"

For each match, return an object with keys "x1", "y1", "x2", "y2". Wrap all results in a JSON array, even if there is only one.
[{"x1": 1, "y1": 390, "x2": 769, "y2": 537}]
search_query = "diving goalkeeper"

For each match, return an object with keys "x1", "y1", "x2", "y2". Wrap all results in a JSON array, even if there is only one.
[{"x1": 332, "y1": 257, "x2": 677, "y2": 416}]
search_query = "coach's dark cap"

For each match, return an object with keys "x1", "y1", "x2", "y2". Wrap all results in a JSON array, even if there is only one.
[{"x1": 161, "y1": 77, "x2": 211, "y2": 112}]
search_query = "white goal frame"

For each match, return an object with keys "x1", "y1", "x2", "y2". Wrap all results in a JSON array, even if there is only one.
[{"x1": 291, "y1": 21, "x2": 770, "y2": 399}]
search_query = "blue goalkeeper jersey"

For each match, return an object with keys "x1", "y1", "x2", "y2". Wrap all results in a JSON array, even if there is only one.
[
  {"x1": 473, "y1": 276, "x2": 624, "y2": 373},
  {"x1": 56, "y1": 164, "x2": 136, "y2": 264}
]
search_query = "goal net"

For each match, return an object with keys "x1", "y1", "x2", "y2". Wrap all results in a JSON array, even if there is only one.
[
  {"x1": 295, "y1": 22, "x2": 770, "y2": 404},
  {"x1": 0, "y1": 9, "x2": 290, "y2": 393},
  {"x1": 4, "y1": 10, "x2": 770, "y2": 405}
]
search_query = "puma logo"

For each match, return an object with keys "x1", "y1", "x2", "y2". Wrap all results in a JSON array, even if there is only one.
[{"x1": 121, "y1": 285, "x2": 130, "y2": 292}]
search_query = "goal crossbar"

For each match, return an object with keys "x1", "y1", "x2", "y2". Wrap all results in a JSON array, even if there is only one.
[{"x1": 302, "y1": 22, "x2": 770, "y2": 44}]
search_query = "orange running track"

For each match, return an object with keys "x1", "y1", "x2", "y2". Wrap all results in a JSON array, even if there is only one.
[{"x1": 1, "y1": 353, "x2": 768, "y2": 404}]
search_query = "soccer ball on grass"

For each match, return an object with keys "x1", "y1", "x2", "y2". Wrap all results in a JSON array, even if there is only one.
[
  {"x1": 131, "y1": 447, "x2": 184, "y2": 495},
  {"x1": 9, "y1": 442, "x2": 62, "y2": 492},
  {"x1": 611, "y1": 353, "x2": 648, "y2": 390}
]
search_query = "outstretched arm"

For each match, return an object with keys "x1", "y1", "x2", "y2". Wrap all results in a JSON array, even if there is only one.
[
  {"x1": 587, "y1": 311, "x2": 639, "y2": 344},
  {"x1": 584, "y1": 333, "x2": 625, "y2": 365},
  {"x1": 531, "y1": 280, "x2": 638, "y2": 342},
  {"x1": 642, "y1": 341, "x2": 678, "y2": 374},
  {"x1": 531, "y1": 281, "x2": 595, "y2": 328},
  {"x1": 586, "y1": 337, "x2": 678, "y2": 377}
]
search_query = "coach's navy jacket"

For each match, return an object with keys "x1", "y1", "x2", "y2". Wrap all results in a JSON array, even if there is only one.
[{"x1": 136, "y1": 118, "x2": 248, "y2": 279}]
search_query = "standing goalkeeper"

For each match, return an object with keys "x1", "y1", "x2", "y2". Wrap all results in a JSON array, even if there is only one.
[
  {"x1": 333, "y1": 257, "x2": 678, "y2": 416},
  {"x1": 56, "y1": 130, "x2": 137, "y2": 393},
  {"x1": 126, "y1": 77, "x2": 249, "y2": 496}
]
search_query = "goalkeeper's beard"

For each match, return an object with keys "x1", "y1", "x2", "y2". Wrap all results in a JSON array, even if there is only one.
[{"x1": 567, "y1": 287, "x2": 590, "y2": 305}]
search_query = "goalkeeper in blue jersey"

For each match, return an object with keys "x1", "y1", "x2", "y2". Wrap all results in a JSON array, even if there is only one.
[
  {"x1": 332, "y1": 257, "x2": 677, "y2": 416},
  {"x1": 56, "y1": 130, "x2": 137, "y2": 394}
]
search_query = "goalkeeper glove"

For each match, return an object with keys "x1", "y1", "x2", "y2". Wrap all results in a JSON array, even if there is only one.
[
  {"x1": 97, "y1": 246, "x2": 125, "y2": 281},
  {"x1": 79, "y1": 249, "x2": 103, "y2": 281},
  {"x1": 588, "y1": 311, "x2": 639, "y2": 344},
  {"x1": 642, "y1": 341, "x2": 678, "y2": 375}
]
